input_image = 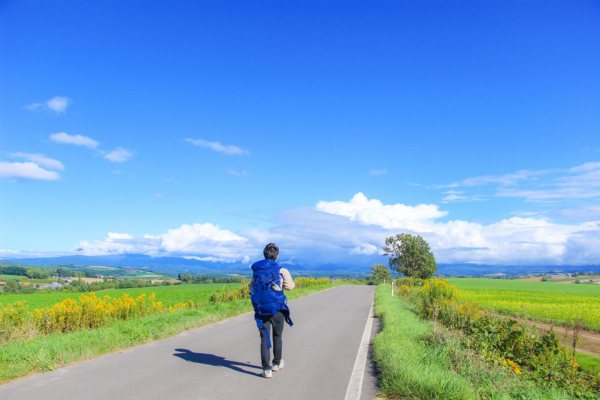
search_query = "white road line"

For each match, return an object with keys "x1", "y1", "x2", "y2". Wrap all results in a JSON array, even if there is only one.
[{"x1": 344, "y1": 298, "x2": 375, "y2": 400}]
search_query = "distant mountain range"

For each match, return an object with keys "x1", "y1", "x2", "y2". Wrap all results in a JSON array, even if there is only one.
[
  {"x1": 2, "y1": 254, "x2": 598, "y2": 277},
  {"x1": 0, "y1": 254, "x2": 367, "y2": 277}
]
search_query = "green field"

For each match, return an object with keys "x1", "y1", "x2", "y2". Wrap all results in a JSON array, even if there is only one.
[
  {"x1": 448, "y1": 278, "x2": 600, "y2": 295},
  {"x1": 0, "y1": 274, "x2": 27, "y2": 280},
  {"x1": 448, "y1": 278, "x2": 600, "y2": 331},
  {"x1": 0, "y1": 283, "x2": 241, "y2": 309},
  {"x1": 577, "y1": 352, "x2": 600, "y2": 375}
]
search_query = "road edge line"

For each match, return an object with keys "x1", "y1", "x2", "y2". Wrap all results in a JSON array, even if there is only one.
[{"x1": 344, "y1": 297, "x2": 375, "y2": 400}]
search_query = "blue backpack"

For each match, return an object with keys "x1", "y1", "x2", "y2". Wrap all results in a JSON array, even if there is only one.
[{"x1": 250, "y1": 259, "x2": 293, "y2": 348}]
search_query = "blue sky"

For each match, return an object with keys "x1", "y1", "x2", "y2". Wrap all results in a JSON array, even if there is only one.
[{"x1": 2, "y1": 1, "x2": 600, "y2": 266}]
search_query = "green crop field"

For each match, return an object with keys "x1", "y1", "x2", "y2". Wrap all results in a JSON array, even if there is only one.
[
  {"x1": 0, "y1": 274, "x2": 27, "y2": 279},
  {"x1": 447, "y1": 278, "x2": 600, "y2": 295},
  {"x1": 447, "y1": 278, "x2": 600, "y2": 331},
  {"x1": 0, "y1": 283, "x2": 241, "y2": 309}
]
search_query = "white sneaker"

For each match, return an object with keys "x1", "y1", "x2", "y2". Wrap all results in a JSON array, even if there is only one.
[
  {"x1": 272, "y1": 360, "x2": 285, "y2": 372},
  {"x1": 262, "y1": 369, "x2": 273, "y2": 378}
]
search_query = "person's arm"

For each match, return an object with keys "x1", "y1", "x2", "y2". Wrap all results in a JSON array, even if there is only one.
[{"x1": 279, "y1": 268, "x2": 295, "y2": 290}]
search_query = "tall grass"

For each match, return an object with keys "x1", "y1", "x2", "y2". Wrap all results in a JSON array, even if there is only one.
[
  {"x1": 0, "y1": 292, "x2": 193, "y2": 344},
  {"x1": 372, "y1": 285, "x2": 571, "y2": 400}
]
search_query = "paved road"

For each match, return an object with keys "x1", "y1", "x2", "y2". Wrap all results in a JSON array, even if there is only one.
[{"x1": 1, "y1": 285, "x2": 378, "y2": 400}]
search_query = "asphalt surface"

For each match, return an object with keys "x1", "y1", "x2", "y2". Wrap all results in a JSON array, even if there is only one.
[{"x1": 0, "y1": 285, "x2": 378, "y2": 400}]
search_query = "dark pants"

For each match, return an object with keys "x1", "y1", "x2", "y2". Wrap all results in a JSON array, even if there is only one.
[{"x1": 260, "y1": 311, "x2": 284, "y2": 369}]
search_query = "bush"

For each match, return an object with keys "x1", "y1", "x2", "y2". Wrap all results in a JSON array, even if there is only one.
[
  {"x1": 25, "y1": 268, "x2": 49, "y2": 279},
  {"x1": 0, "y1": 266, "x2": 27, "y2": 276},
  {"x1": 0, "y1": 292, "x2": 195, "y2": 343},
  {"x1": 209, "y1": 284, "x2": 250, "y2": 304},
  {"x1": 400, "y1": 279, "x2": 600, "y2": 397},
  {"x1": 294, "y1": 277, "x2": 331, "y2": 288}
]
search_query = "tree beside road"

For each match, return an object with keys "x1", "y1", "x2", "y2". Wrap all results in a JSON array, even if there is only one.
[{"x1": 383, "y1": 233, "x2": 437, "y2": 279}]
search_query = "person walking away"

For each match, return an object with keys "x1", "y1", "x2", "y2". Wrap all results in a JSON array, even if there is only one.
[{"x1": 249, "y1": 243, "x2": 295, "y2": 378}]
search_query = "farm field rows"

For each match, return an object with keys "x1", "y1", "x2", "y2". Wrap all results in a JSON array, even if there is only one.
[
  {"x1": 448, "y1": 278, "x2": 600, "y2": 332},
  {"x1": 0, "y1": 283, "x2": 241, "y2": 309}
]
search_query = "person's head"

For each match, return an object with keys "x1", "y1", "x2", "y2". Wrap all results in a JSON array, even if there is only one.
[{"x1": 263, "y1": 243, "x2": 279, "y2": 261}]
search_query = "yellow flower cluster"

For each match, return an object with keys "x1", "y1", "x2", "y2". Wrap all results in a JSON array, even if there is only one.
[
  {"x1": 294, "y1": 277, "x2": 332, "y2": 288},
  {"x1": 1, "y1": 291, "x2": 195, "y2": 341},
  {"x1": 402, "y1": 278, "x2": 481, "y2": 329},
  {"x1": 32, "y1": 292, "x2": 166, "y2": 333},
  {"x1": 209, "y1": 286, "x2": 250, "y2": 304},
  {"x1": 501, "y1": 358, "x2": 522, "y2": 375},
  {"x1": 398, "y1": 284, "x2": 412, "y2": 295},
  {"x1": 168, "y1": 301, "x2": 194, "y2": 312}
]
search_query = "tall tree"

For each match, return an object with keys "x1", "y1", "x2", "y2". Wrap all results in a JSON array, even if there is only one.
[
  {"x1": 382, "y1": 233, "x2": 437, "y2": 279},
  {"x1": 368, "y1": 263, "x2": 391, "y2": 283}
]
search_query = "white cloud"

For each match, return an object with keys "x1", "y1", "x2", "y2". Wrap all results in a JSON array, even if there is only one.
[
  {"x1": 10, "y1": 153, "x2": 64, "y2": 170},
  {"x1": 312, "y1": 194, "x2": 600, "y2": 266},
  {"x1": 154, "y1": 193, "x2": 164, "y2": 198},
  {"x1": 369, "y1": 169, "x2": 387, "y2": 176},
  {"x1": 75, "y1": 223, "x2": 252, "y2": 263},
  {"x1": 50, "y1": 132, "x2": 99, "y2": 149},
  {"x1": 349, "y1": 244, "x2": 378, "y2": 255},
  {"x1": 12, "y1": 193, "x2": 600, "y2": 267},
  {"x1": 226, "y1": 168, "x2": 249, "y2": 176},
  {"x1": 552, "y1": 205, "x2": 600, "y2": 221},
  {"x1": 0, "y1": 161, "x2": 60, "y2": 180},
  {"x1": 25, "y1": 96, "x2": 71, "y2": 114},
  {"x1": 104, "y1": 147, "x2": 133, "y2": 163},
  {"x1": 46, "y1": 97, "x2": 70, "y2": 113},
  {"x1": 434, "y1": 161, "x2": 600, "y2": 201},
  {"x1": 316, "y1": 192, "x2": 448, "y2": 230},
  {"x1": 107, "y1": 232, "x2": 133, "y2": 239},
  {"x1": 185, "y1": 138, "x2": 249, "y2": 155},
  {"x1": 441, "y1": 190, "x2": 486, "y2": 203},
  {"x1": 441, "y1": 169, "x2": 553, "y2": 188},
  {"x1": 442, "y1": 194, "x2": 467, "y2": 202}
]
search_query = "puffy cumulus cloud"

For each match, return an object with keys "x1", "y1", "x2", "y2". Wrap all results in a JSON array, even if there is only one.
[
  {"x1": 46, "y1": 97, "x2": 70, "y2": 113},
  {"x1": 316, "y1": 192, "x2": 447, "y2": 230},
  {"x1": 50, "y1": 132, "x2": 100, "y2": 149},
  {"x1": 349, "y1": 244, "x2": 378, "y2": 255},
  {"x1": 185, "y1": 138, "x2": 249, "y2": 155},
  {"x1": 0, "y1": 161, "x2": 60, "y2": 180},
  {"x1": 104, "y1": 147, "x2": 133, "y2": 163},
  {"x1": 311, "y1": 194, "x2": 600, "y2": 266},
  {"x1": 74, "y1": 223, "x2": 254, "y2": 263},
  {"x1": 28, "y1": 193, "x2": 600, "y2": 267}
]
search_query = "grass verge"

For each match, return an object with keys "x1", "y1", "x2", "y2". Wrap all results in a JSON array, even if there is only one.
[
  {"x1": 372, "y1": 285, "x2": 572, "y2": 400},
  {"x1": 0, "y1": 282, "x2": 344, "y2": 384},
  {"x1": 577, "y1": 352, "x2": 600, "y2": 376}
]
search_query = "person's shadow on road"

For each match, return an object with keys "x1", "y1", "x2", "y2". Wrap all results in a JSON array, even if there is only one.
[{"x1": 173, "y1": 349, "x2": 262, "y2": 377}]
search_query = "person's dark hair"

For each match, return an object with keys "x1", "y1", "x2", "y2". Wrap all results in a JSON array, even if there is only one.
[{"x1": 263, "y1": 243, "x2": 279, "y2": 261}]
